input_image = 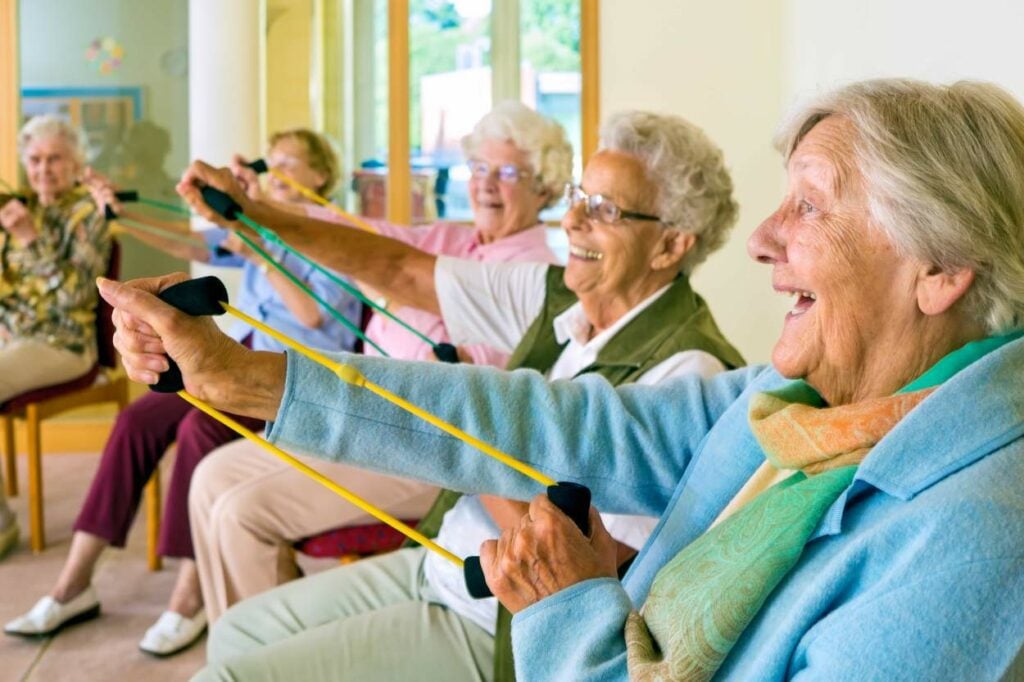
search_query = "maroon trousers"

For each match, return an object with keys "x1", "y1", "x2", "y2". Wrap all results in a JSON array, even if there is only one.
[{"x1": 73, "y1": 391, "x2": 264, "y2": 558}]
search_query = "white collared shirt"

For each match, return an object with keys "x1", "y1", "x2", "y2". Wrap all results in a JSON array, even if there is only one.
[{"x1": 429, "y1": 258, "x2": 726, "y2": 634}]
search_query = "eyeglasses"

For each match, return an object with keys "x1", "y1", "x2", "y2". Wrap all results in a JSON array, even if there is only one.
[
  {"x1": 563, "y1": 184, "x2": 663, "y2": 225},
  {"x1": 468, "y1": 160, "x2": 534, "y2": 185}
]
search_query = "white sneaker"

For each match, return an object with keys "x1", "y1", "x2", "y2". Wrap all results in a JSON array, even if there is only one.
[
  {"x1": 4, "y1": 587, "x2": 101, "y2": 637},
  {"x1": 138, "y1": 609, "x2": 207, "y2": 657}
]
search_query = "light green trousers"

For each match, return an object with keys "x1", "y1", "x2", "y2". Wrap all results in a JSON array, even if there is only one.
[{"x1": 193, "y1": 547, "x2": 494, "y2": 681}]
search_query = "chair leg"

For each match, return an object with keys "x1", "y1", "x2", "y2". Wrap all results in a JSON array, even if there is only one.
[
  {"x1": 26, "y1": 404, "x2": 44, "y2": 553},
  {"x1": 1, "y1": 415, "x2": 16, "y2": 497},
  {"x1": 145, "y1": 467, "x2": 162, "y2": 571}
]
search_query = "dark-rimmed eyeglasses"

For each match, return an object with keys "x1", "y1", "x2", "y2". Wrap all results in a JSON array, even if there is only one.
[
  {"x1": 563, "y1": 183, "x2": 663, "y2": 225},
  {"x1": 468, "y1": 161, "x2": 534, "y2": 185}
]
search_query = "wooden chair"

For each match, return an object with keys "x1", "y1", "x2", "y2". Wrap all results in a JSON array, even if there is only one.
[{"x1": 0, "y1": 241, "x2": 163, "y2": 569}]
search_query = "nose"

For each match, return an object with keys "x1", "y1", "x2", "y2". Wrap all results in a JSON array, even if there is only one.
[
  {"x1": 747, "y1": 207, "x2": 787, "y2": 265},
  {"x1": 561, "y1": 199, "x2": 589, "y2": 234}
]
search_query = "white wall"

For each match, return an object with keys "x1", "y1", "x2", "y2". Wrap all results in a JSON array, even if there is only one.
[
  {"x1": 601, "y1": 0, "x2": 1024, "y2": 365},
  {"x1": 784, "y1": 0, "x2": 1024, "y2": 103},
  {"x1": 600, "y1": 0, "x2": 789, "y2": 364}
]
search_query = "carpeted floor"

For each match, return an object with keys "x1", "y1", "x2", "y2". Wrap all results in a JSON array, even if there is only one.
[{"x1": 0, "y1": 451, "x2": 206, "y2": 682}]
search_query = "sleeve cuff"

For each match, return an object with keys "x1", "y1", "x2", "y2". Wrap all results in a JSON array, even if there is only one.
[{"x1": 512, "y1": 577, "x2": 633, "y2": 680}]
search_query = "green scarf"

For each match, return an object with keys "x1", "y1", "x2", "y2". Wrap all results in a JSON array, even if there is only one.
[{"x1": 624, "y1": 330, "x2": 1023, "y2": 680}]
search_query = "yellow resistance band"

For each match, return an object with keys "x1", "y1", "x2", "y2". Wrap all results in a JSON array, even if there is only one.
[
  {"x1": 222, "y1": 301, "x2": 557, "y2": 488},
  {"x1": 269, "y1": 169, "x2": 379, "y2": 234},
  {"x1": 177, "y1": 390, "x2": 463, "y2": 567}
]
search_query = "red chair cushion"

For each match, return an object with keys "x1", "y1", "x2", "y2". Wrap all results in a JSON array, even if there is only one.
[
  {"x1": 295, "y1": 521, "x2": 419, "y2": 559},
  {"x1": 0, "y1": 364, "x2": 100, "y2": 413}
]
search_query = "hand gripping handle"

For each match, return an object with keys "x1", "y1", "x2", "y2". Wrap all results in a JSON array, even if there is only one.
[
  {"x1": 150, "y1": 276, "x2": 230, "y2": 393},
  {"x1": 102, "y1": 190, "x2": 140, "y2": 220},
  {"x1": 246, "y1": 158, "x2": 269, "y2": 174},
  {"x1": 463, "y1": 482, "x2": 591, "y2": 599}
]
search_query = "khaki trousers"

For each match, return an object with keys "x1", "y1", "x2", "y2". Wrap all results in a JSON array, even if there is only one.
[
  {"x1": 188, "y1": 437, "x2": 439, "y2": 622},
  {"x1": 193, "y1": 547, "x2": 494, "y2": 682},
  {"x1": 0, "y1": 339, "x2": 95, "y2": 403}
]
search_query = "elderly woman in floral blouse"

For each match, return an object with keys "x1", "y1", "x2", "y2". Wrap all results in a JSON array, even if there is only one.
[{"x1": 0, "y1": 115, "x2": 110, "y2": 559}]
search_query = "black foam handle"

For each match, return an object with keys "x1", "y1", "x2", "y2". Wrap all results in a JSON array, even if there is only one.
[
  {"x1": 432, "y1": 342, "x2": 460, "y2": 364},
  {"x1": 463, "y1": 481, "x2": 592, "y2": 599},
  {"x1": 201, "y1": 186, "x2": 243, "y2": 221},
  {"x1": 213, "y1": 246, "x2": 232, "y2": 258},
  {"x1": 102, "y1": 191, "x2": 139, "y2": 220},
  {"x1": 4, "y1": 193, "x2": 27, "y2": 204},
  {"x1": 247, "y1": 158, "x2": 269, "y2": 174},
  {"x1": 151, "y1": 276, "x2": 231, "y2": 393}
]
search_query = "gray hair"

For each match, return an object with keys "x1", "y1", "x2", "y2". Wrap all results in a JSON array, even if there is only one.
[
  {"x1": 18, "y1": 114, "x2": 88, "y2": 168},
  {"x1": 776, "y1": 79, "x2": 1024, "y2": 333},
  {"x1": 601, "y1": 111, "x2": 738, "y2": 274},
  {"x1": 461, "y1": 101, "x2": 573, "y2": 208}
]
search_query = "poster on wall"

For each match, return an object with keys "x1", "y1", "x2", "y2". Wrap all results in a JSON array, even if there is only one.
[{"x1": 20, "y1": 86, "x2": 143, "y2": 180}]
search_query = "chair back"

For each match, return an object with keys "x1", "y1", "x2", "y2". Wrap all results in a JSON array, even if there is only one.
[{"x1": 96, "y1": 239, "x2": 121, "y2": 369}]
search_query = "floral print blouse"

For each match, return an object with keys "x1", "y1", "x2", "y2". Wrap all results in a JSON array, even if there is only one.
[{"x1": 0, "y1": 186, "x2": 111, "y2": 355}]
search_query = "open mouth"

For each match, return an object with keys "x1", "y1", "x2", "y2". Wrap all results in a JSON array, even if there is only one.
[
  {"x1": 778, "y1": 287, "x2": 817, "y2": 317},
  {"x1": 569, "y1": 244, "x2": 603, "y2": 261}
]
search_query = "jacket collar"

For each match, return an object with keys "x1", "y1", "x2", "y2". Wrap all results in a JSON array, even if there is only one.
[{"x1": 856, "y1": 334, "x2": 1024, "y2": 500}]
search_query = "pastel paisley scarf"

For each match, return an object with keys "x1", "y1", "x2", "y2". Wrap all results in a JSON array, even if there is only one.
[{"x1": 624, "y1": 331, "x2": 1023, "y2": 681}]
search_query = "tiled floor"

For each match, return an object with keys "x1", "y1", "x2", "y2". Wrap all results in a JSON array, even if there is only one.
[{"x1": 0, "y1": 452, "x2": 205, "y2": 682}]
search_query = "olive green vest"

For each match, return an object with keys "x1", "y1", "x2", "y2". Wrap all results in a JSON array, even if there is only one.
[{"x1": 411, "y1": 266, "x2": 744, "y2": 681}]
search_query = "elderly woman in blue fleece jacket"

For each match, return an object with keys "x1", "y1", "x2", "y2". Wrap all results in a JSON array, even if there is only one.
[{"x1": 105, "y1": 78, "x2": 1024, "y2": 681}]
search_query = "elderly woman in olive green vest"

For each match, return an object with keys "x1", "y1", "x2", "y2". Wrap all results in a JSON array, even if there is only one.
[{"x1": 137, "y1": 109, "x2": 744, "y2": 681}]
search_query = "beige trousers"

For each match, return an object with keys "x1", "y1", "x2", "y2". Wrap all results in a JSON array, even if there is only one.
[
  {"x1": 188, "y1": 436, "x2": 439, "y2": 622},
  {"x1": 0, "y1": 339, "x2": 95, "y2": 403}
]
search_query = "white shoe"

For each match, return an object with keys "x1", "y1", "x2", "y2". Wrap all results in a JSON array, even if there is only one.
[
  {"x1": 4, "y1": 587, "x2": 101, "y2": 637},
  {"x1": 138, "y1": 609, "x2": 207, "y2": 657}
]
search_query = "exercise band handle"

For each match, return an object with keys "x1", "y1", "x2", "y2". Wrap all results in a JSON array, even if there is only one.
[
  {"x1": 201, "y1": 185, "x2": 244, "y2": 221},
  {"x1": 246, "y1": 158, "x2": 270, "y2": 174},
  {"x1": 463, "y1": 481, "x2": 592, "y2": 599},
  {"x1": 151, "y1": 276, "x2": 231, "y2": 393},
  {"x1": 102, "y1": 190, "x2": 141, "y2": 219}
]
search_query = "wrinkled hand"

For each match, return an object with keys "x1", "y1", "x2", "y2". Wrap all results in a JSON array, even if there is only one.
[
  {"x1": 81, "y1": 167, "x2": 121, "y2": 216},
  {"x1": 480, "y1": 494, "x2": 618, "y2": 614},
  {"x1": 229, "y1": 154, "x2": 265, "y2": 202},
  {"x1": 98, "y1": 273, "x2": 253, "y2": 407},
  {"x1": 176, "y1": 160, "x2": 254, "y2": 228},
  {"x1": 0, "y1": 196, "x2": 37, "y2": 245}
]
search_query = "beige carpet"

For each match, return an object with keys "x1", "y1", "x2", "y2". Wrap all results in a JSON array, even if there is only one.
[{"x1": 0, "y1": 451, "x2": 206, "y2": 682}]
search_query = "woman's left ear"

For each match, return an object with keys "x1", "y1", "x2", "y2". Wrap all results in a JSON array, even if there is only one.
[
  {"x1": 916, "y1": 264, "x2": 975, "y2": 316},
  {"x1": 652, "y1": 229, "x2": 696, "y2": 271}
]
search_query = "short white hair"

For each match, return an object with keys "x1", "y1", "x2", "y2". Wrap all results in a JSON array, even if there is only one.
[
  {"x1": 601, "y1": 111, "x2": 738, "y2": 274},
  {"x1": 461, "y1": 101, "x2": 573, "y2": 208},
  {"x1": 776, "y1": 79, "x2": 1024, "y2": 333},
  {"x1": 18, "y1": 114, "x2": 87, "y2": 168}
]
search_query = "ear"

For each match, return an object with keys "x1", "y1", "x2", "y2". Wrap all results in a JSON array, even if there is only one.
[
  {"x1": 916, "y1": 264, "x2": 975, "y2": 316},
  {"x1": 650, "y1": 228, "x2": 697, "y2": 271},
  {"x1": 311, "y1": 171, "x2": 328, "y2": 193}
]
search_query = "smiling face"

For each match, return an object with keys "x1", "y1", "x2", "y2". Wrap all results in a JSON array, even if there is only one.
[
  {"x1": 468, "y1": 138, "x2": 549, "y2": 241},
  {"x1": 266, "y1": 136, "x2": 328, "y2": 203},
  {"x1": 748, "y1": 116, "x2": 948, "y2": 404},
  {"x1": 23, "y1": 135, "x2": 80, "y2": 205},
  {"x1": 562, "y1": 150, "x2": 691, "y2": 325}
]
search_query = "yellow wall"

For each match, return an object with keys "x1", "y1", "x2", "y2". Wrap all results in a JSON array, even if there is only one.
[
  {"x1": 600, "y1": 0, "x2": 789, "y2": 365},
  {"x1": 265, "y1": 0, "x2": 314, "y2": 135}
]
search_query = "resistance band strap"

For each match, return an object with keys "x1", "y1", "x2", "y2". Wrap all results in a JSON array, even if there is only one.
[
  {"x1": 151, "y1": 275, "x2": 590, "y2": 601},
  {"x1": 231, "y1": 227, "x2": 388, "y2": 357},
  {"x1": 246, "y1": 158, "x2": 379, "y2": 234},
  {"x1": 198, "y1": 185, "x2": 457, "y2": 362},
  {"x1": 176, "y1": 390, "x2": 463, "y2": 567}
]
